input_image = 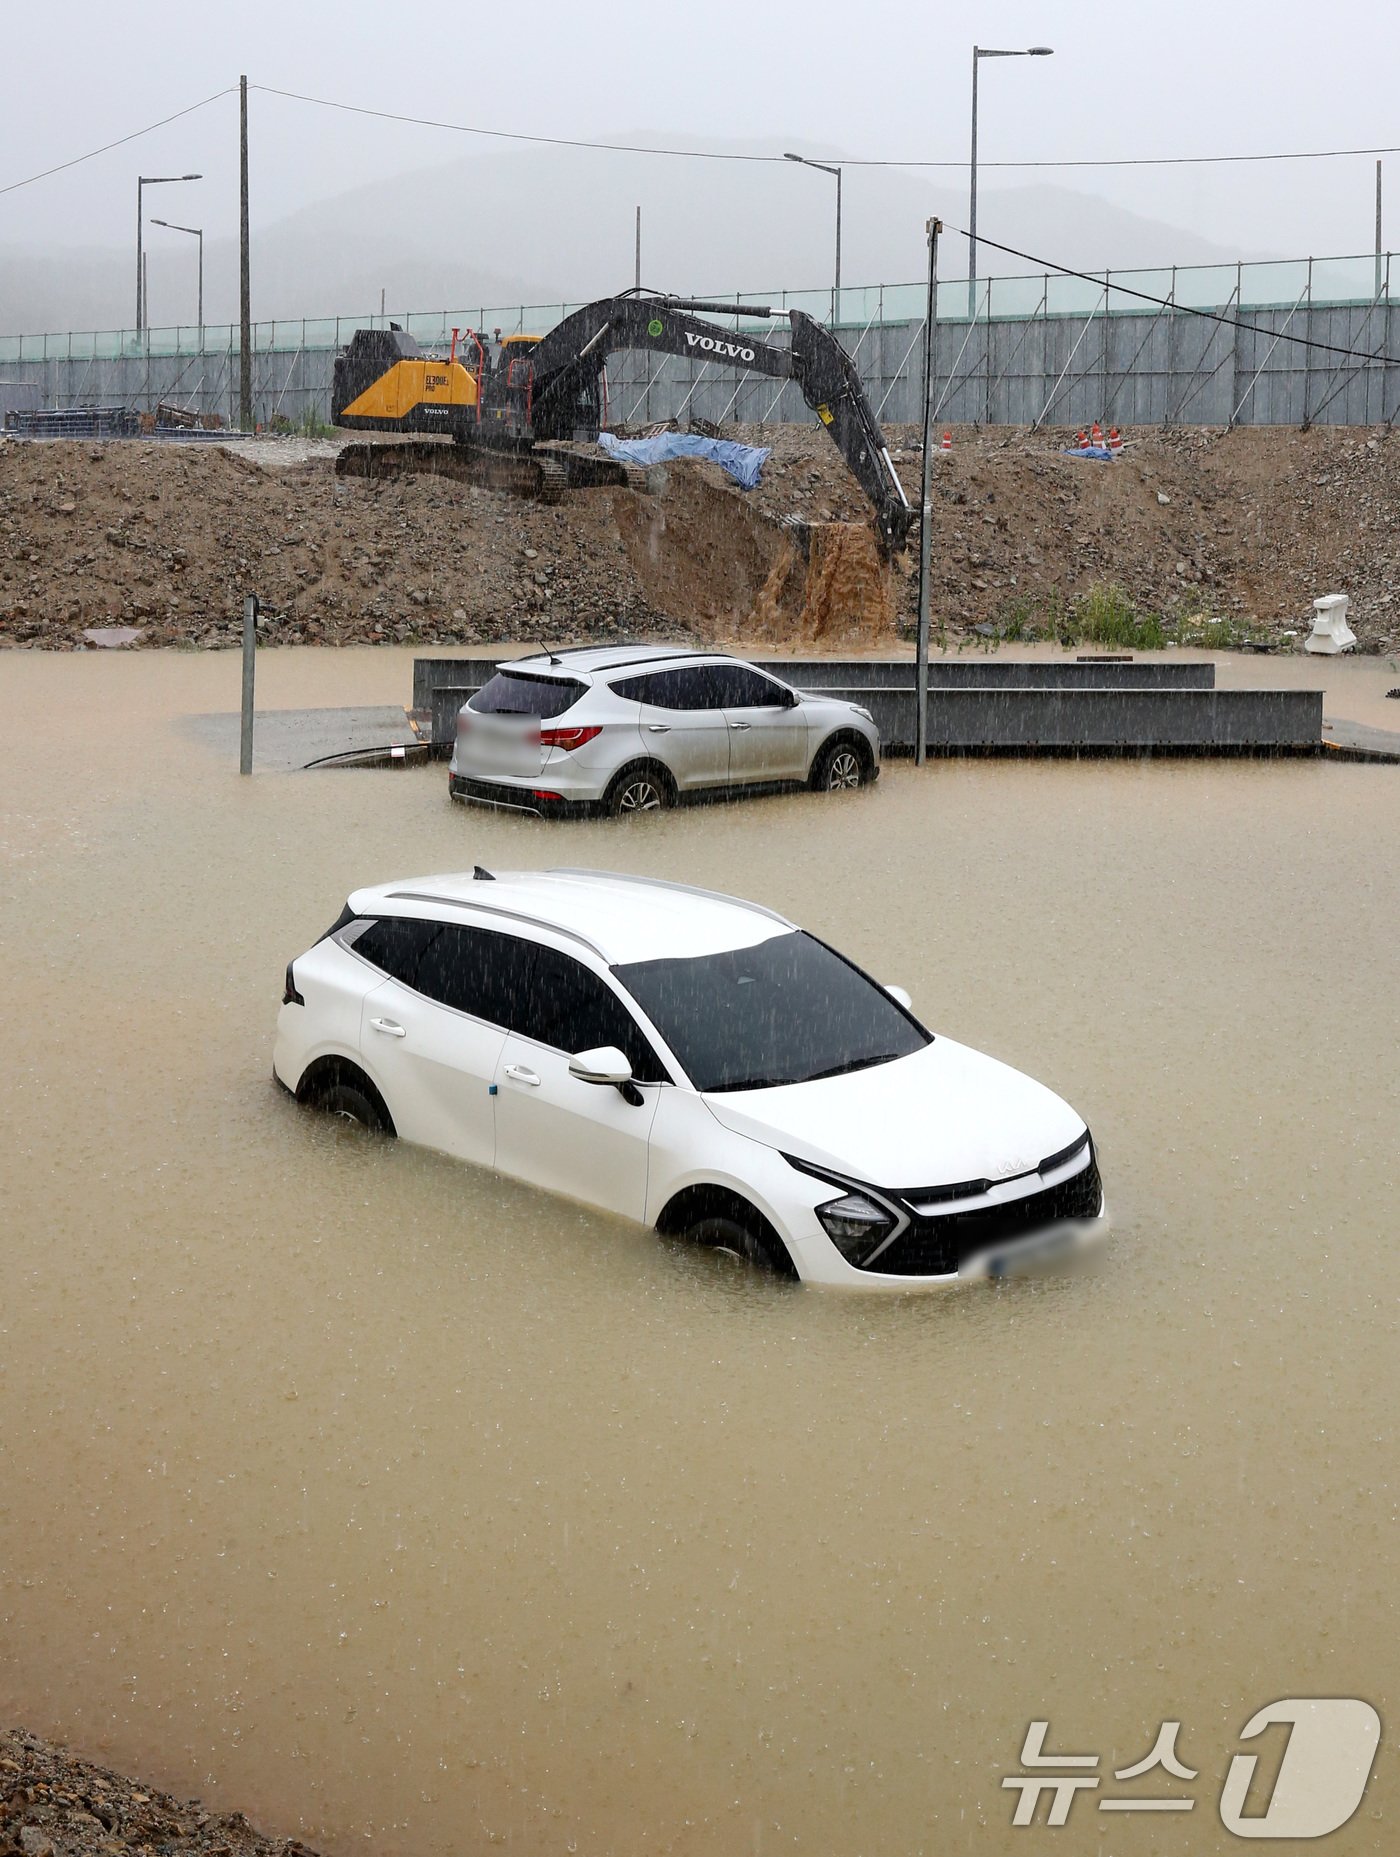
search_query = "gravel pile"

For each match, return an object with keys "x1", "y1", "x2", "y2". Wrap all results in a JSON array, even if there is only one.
[{"x1": 0, "y1": 1728, "x2": 316, "y2": 1857}]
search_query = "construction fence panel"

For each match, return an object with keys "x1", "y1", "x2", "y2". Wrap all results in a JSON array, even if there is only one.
[{"x1": 3, "y1": 262, "x2": 1398, "y2": 432}]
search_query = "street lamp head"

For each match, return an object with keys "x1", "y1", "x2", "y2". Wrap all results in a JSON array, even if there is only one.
[
  {"x1": 1027, "y1": 46, "x2": 1054, "y2": 55},
  {"x1": 784, "y1": 152, "x2": 803, "y2": 163}
]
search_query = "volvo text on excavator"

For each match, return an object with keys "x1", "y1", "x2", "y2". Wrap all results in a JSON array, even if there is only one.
[{"x1": 330, "y1": 291, "x2": 912, "y2": 554}]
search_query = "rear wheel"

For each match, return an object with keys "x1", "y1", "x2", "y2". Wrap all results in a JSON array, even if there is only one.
[
  {"x1": 604, "y1": 763, "x2": 673, "y2": 817},
  {"x1": 298, "y1": 1064, "x2": 395, "y2": 1135},
  {"x1": 810, "y1": 736, "x2": 871, "y2": 793}
]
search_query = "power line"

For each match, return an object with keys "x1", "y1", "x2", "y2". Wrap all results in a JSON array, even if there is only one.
[
  {"x1": 848, "y1": 143, "x2": 1400, "y2": 171},
  {"x1": 0, "y1": 88, "x2": 235, "y2": 198},
  {"x1": 252, "y1": 86, "x2": 784, "y2": 163},
  {"x1": 4, "y1": 81, "x2": 1398, "y2": 202},
  {"x1": 956, "y1": 224, "x2": 1392, "y2": 368},
  {"x1": 253, "y1": 85, "x2": 1400, "y2": 173}
]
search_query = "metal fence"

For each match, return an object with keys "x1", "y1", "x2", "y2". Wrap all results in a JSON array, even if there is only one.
[{"x1": 2, "y1": 249, "x2": 1397, "y2": 430}]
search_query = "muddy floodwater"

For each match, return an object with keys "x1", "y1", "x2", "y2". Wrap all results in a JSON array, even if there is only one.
[{"x1": 2, "y1": 648, "x2": 1398, "y2": 1855}]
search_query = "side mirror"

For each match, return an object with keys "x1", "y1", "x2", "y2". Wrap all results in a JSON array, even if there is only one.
[
  {"x1": 568, "y1": 1044, "x2": 634, "y2": 1086},
  {"x1": 782, "y1": 689, "x2": 801, "y2": 708},
  {"x1": 884, "y1": 984, "x2": 913, "y2": 1010}
]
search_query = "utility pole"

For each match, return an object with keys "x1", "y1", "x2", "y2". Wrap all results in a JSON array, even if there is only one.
[
  {"x1": 239, "y1": 74, "x2": 252, "y2": 431},
  {"x1": 1377, "y1": 161, "x2": 1385, "y2": 299},
  {"x1": 915, "y1": 219, "x2": 941, "y2": 768},
  {"x1": 635, "y1": 205, "x2": 642, "y2": 290}
]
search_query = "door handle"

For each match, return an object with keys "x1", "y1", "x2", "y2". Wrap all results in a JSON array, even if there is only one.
[
  {"x1": 646, "y1": 723, "x2": 671, "y2": 733},
  {"x1": 504, "y1": 1064, "x2": 540, "y2": 1087},
  {"x1": 728, "y1": 720, "x2": 752, "y2": 730},
  {"x1": 369, "y1": 1017, "x2": 406, "y2": 1037}
]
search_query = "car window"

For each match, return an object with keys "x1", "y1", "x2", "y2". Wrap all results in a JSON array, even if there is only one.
[
  {"x1": 350, "y1": 916, "x2": 442, "y2": 987},
  {"x1": 618, "y1": 665, "x2": 727, "y2": 712},
  {"x1": 711, "y1": 665, "x2": 792, "y2": 708},
  {"x1": 414, "y1": 924, "x2": 534, "y2": 1024},
  {"x1": 469, "y1": 671, "x2": 583, "y2": 719},
  {"x1": 616, "y1": 930, "x2": 928, "y2": 1093},
  {"x1": 514, "y1": 946, "x2": 667, "y2": 1082}
]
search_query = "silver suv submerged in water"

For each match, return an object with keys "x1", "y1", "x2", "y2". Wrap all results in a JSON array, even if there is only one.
[{"x1": 448, "y1": 647, "x2": 881, "y2": 816}]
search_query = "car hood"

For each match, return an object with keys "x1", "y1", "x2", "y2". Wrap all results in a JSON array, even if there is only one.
[{"x1": 701, "y1": 1037, "x2": 1086, "y2": 1191}]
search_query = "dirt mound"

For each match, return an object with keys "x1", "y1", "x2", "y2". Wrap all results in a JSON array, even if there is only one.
[
  {"x1": 2, "y1": 423, "x2": 1398, "y2": 653},
  {"x1": 0, "y1": 438, "x2": 669, "y2": 651}
]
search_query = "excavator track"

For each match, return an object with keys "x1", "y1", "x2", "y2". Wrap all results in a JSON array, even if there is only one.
[{"x1": 333, "y1": 438, "x2": 646, "y2": 504}]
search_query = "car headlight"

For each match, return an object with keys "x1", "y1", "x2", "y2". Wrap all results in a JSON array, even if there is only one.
[
  {"x1": 851, "y1": 704, "x2": 874, "y2": 722},
  {"x1": 815, "y1": 1191, "x2": 897, "y2": 1263}
]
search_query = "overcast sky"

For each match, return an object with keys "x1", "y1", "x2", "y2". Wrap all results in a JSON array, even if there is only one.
[{"x1": 2, "y1": 0, "x2": 1397, "y2": 288}]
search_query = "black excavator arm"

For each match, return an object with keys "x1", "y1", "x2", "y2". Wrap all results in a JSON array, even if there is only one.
[{"x1": 525, "y1": 294, "x2": 912, "y2": 553}]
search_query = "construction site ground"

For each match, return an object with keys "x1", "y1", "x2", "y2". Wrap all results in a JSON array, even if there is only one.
[{"x1": 1, "y1": 423, "x2": 1397, "y2": 655}]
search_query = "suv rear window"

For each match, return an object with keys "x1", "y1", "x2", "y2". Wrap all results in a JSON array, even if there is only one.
[{"x1": 470, "y1": 671, "x2": 583, "y2": 719}]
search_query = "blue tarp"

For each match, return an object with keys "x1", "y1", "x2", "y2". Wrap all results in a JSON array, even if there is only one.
[
  {"x1": 1061, "y1": 445, "x2": 1117, "y2": 462},
  {"x1": 597, "y1": 431, "x2": 772, "y2": 490}
]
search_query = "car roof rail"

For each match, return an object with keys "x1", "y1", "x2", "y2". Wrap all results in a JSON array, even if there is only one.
[
  {"x1": 547, "y1": 869, "x2": 794, "y2": 929},
  {"x1": 383, "y1": 890, "x2": 610, "y2": 960}
]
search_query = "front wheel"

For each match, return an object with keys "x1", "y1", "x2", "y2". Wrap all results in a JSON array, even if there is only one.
[
  {"x1": 684, "y1": 1215, "x2": 792, "y2": 1277},
  {"x1": 810, "y1": 737, "x2": 871, "y2": 793},
  {"x1": 604, "y1": 764, "x2": 673, "y2": 817}
]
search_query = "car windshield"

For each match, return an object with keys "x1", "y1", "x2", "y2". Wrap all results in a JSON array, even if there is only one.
[
  {"x1": 615, "y1": 931, "x2": 929, "y2": 1093},
  {"x1": 470, "y1": 671, "x2": 583, "y2": 719}
]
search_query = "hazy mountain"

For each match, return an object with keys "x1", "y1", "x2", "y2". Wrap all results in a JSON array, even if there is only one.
[{"x1": 1, "y1": 136, "x2": 1268, "y2": 337}]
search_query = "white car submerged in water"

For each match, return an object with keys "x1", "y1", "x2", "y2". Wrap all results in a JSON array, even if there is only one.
[
  {"x1": 448, "y1": 646, "x2": 881, "y2": 816},
  {"x1": 274, "y1": 869, "x2": 1107, "y2": 1287}
]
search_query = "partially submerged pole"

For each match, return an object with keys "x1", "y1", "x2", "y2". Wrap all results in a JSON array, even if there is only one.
[
  {"x1": 239, "y1": 593, "x2": 258, "y2": 775},
  {"x1": 915, "y1": 218, "x2": 941, "y2": 767}
]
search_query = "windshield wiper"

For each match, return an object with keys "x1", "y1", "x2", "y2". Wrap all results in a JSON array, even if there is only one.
[
  {"x1": 706, "y1": 1052, "x2": 903, "y2": 1092},
  {"x1": 802, "y1": 1052, "x2": 902, "y2": 1082}
]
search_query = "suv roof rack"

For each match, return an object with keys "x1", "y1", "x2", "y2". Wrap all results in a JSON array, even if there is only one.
[{"x1": 547, "y1": 868, "x2": 793, "y2": 929}]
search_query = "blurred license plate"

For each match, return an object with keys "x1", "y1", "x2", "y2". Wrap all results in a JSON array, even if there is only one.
[
  {"x1": 459, "y1": 714, "x2": 541, "y2": 776},
  {"x1": 965, "y1": 1221, "x2": 1083, "y2": 1280}
]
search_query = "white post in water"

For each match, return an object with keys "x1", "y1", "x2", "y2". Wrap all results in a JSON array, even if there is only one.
[
  {"x1": 239, "y1": 593, "x2": 259, "y2": 774},
  {"x1": 915, "y1": 218, "x2": 941, "y2": 766}
]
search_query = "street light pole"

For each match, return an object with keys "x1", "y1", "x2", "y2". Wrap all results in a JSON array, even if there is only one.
[
  {"x1": 136, "y1": 173, "x2": 201, "y2": 332},
  {"x1": 969, "y1": 45, "x2": 1053, "y2": 319},
  {"x1": 916, "y1": 218, "x2": 942, "y2": 769},
  {"x1": 784, "y1": 152, "x2": 843, "y2": 322},
  {"x1": 151, "y1": 219, "x2": 204, "y2": 334}
]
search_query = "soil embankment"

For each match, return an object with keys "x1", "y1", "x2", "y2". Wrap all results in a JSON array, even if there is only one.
[{"x1": 1, "y1": 423, "x2": 1396, "y2": 652}]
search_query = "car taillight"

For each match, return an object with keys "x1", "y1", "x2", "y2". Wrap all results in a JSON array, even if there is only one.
[
  {"x1": 283, "y1": 962, "x2": 304, "y2": 1006},
  {"x1": 456, "y1": 711, "x2": 472, "y2": 733},
  {"x1": 539, "y1": 725, "x2": 602, "y2": 751}
]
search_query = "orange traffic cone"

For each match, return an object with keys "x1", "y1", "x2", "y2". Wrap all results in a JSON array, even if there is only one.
[
  {"x1": 1075, "y1": 430, "x2": 1087, "y2": 449},
  {"x1": 1091, "y1": 421, "x2": 1104, "y2": 447},
  {"x1": 941, "y1": 430, "x2": 952, "y2": 451},
  {"x1": 1108, "y1": 426, "x2": 1123, "y2": 453}
]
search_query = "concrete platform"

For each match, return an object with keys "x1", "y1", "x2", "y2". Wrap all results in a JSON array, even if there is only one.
[
  {"x1": 1321, "y1": 717, "x2": 1400, "y2": 761},
  {"x1": 183, "y1": 705, "x2": 426, "y2": 774}
]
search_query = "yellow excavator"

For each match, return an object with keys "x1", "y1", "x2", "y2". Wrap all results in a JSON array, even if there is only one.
[{"x1": 330, "y1": 290, "x2": 911, "y2": 553}]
